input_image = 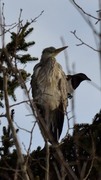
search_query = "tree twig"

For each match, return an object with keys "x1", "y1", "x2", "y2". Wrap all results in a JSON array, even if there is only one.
[
  {"x1": 70, "y1": 0, "x2": 101, "y2": 22},
  {"x1": 45, "y1": 140, "x2": 49, "y2": 180},
  {"x1": 71, "y1": 30, "x2": 100, "y2": 52},
  {"x1": 10, "y1": 100, "x2": 30, "y2": 108}
]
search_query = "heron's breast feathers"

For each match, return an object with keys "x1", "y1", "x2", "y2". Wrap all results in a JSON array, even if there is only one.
[{"x1": 32, "y1": 61, "x2": 69, "y2": 111}]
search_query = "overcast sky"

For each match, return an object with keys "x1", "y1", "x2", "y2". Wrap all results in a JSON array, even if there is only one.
[{"x1": 0, "y1": 0, "x2": 101, "y2": 151}]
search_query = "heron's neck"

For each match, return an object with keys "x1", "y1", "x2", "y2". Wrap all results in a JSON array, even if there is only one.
[{"x1": 40, "y1": 56, "x2": 56, "y2": 64}]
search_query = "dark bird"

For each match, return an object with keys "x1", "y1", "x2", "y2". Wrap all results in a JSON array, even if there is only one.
[
  {"x1": 31, "y1": 46, "x2": 68, "y2": 142},
  {"x1": 66, "y1": 73, "x2": 91, "y2": 98}
]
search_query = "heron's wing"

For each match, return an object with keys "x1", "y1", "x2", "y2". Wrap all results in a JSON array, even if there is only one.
[
  {"x1": 49, "y1": 102, "x2": 64, "y2": 142},
  {"x1": 35, "y1": 102, "x2": 64, "y2": 142},
  {"x1": 30, "y1": 73, "x2": 37, "y2": 98},
  {"x1": 31, "y1": 63, "x2": 42, "y2": 99}
]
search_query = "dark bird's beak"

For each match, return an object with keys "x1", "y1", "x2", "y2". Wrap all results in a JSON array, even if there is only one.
[
  {"x1": 53, "y1": 46, "x2": 68, "y2": 56},
  {"x1": 84, "y1": 76, "x2": 91, "y2": 81},
  {"x1": 78, "y1": 74, "x2": 91, "y2": 82}
]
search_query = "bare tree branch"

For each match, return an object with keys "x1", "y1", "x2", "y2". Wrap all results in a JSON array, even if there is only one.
[
  {"x1": 45, "y1": 140, "x2": 50, "y2": 180},
  {"x1": 70, "y1": 0, "x2": 101, "y2": 22},
  {"x1": 60, "y1": 36, "x2": 71, "y2": 74},
  {"x1": 3, "y1": 70, "x2": 30, "y2": 180},
  {"x1": 10, "y1": 100, "x2": 30, "y2": 108},
  {"x1": 71, "y1": 30, "x2": 100, "y2": 52}
]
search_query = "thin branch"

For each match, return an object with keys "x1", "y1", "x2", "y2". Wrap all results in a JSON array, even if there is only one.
[
  {"x1": 0, "y1": 113, "x2": 6, "y2": 118},
  {"x1": 88, "y1": 80, "x2": 101, "y2": 91},
  {"x1": 25, "y1": 121, "x2": 37, "y2": 164},
  {"x1": 14, "y1": 121, "x2": 31, "y2": 133},
  {"x1": 71, "y1": 30, "x2": 100, "y2": 52},
  {"x1": 10, "y1": 100, "x2": 30, "y2": 108},
  {"x1": 98, "y1": 0, "x2": 101, "y2": 88},
  {"x1": 60, "y1": 36, "x2": 71, "y2": 74},
  {"x1": 53, "y1": 145, "x2": 79, "y2": 180},
  {"x1": 70, "y1": 0, "x2": 101, "y2": 22},
  {"x1": 30, "y1": 10, "x2": 44, "y2": 23},
  {"x1": 61, "y1": 164, "x2": 67, "y2": 180},
  {"x1": 53, "y1": 161, "x2": 61, "y2": 180},
  {"x1": 17, "y1": 8, "x2": 23, "y2": 33},
  {"x1": 0, "y1": 21, "x2": 23, "y2": 36},
  {"x1": 45, "y1": 140, "x2": 50, "y2": 180},
  {"x1": 24, "y1": 122, "x2": 36, "y2": 180},
  {"x1": 65, "y1": 111, "x2": 72, "y2": 135},
  {"x1": 71, "y1": 63, "x2": 76, "y2": 124},
  {"x1": 69, "y1": 0, "x2": 99, "y2": 40},
  {"x1": 80, "y1": 162, "x2": 87, "y2": 179}
]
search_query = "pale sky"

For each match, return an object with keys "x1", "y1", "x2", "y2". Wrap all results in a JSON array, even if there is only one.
[{"x1": 0, "y1": 0, "x2": 100, "y2": 151}]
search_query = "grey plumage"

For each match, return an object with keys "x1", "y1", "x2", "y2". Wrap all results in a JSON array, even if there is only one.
[{"x1": 31, "y1": 46, "x2": 68, "y2": 142}]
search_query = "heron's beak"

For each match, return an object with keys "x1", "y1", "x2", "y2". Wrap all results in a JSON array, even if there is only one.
[{"x1": 53, "y1": 46, "x2": 68, "y2": 56}]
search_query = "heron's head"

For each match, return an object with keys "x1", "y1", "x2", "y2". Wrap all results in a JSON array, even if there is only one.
[{"x1": 41, "y1": 46, "x2": 68, "y2": 60}]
